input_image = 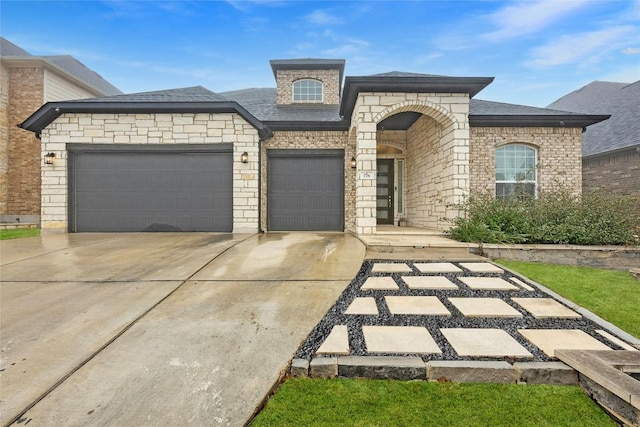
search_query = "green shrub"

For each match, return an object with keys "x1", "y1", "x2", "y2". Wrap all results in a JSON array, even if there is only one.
[{"x1": 448, "y1": 190, "x2": 640, "y2": 246}]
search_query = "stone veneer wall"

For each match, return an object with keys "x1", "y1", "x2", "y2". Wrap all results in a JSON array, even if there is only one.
[
  {"x1": 260, "y1": 130, "x2": 354, "y2": 232},
  {"x1": 5, "y1": 66, "x2": 44, "y2": 216},
  {"x1": 275, "y1": 69, "x2": 341, "y2": 105},
  {"x1": 582, "y1": 149, "x2": 640, "y2": 195},
  {"x1": 405, "y1": 115, "x2": 457, "y2": 230},
  {"x1": 469, "y1": 127, "x2": 583, "y2": 196},
  {"x1": 351, "y1": 92, "x2": 470, "y2": 235},
  {"x1": 39, "y1": 112, "x2": 260, "y2": 231}
]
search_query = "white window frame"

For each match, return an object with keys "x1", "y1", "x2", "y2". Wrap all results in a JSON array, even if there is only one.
[
  {"x1": 495, "y1": 144, "x2": 537, "y2": 199},
  {"x1": 292, "y1": 79, "x2": 323, "y2": 102}
]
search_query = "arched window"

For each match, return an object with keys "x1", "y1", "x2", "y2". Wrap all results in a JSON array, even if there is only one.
[
  {"x1": 292, "y1": 79, "x2": 323, "y2": 102},
  {"x1": 495, "y1": 144, "x2": 537, "y2": 198}
]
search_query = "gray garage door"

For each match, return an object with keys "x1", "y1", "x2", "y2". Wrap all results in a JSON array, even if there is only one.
[
  {"x1": 268, "y1": 149, "x2": 344, "y2": 231},
  {"x1": 69, "y1": 145, "x2": 232, "y2": 232}
]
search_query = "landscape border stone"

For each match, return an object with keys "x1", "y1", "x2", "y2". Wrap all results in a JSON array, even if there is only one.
[
  {"x1": 337, "y1": 356, "x2": 425, "y2": 380},
  {"x1": 427, "y1": 360, "x2": 516, "y2": 383}
]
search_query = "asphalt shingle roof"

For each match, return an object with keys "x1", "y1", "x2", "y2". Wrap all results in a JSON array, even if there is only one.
[
  {"x1": 0, "y1": 37, "x2": 31, "y2": 57},
  {"x1": 219, "y1": 88, "x2": 342, "y2": 122},
  {"x1": 41, "y1": 55, "x2": 122, "y2": 96},
  {"x1": 470, "y1": 99, "x2": 583, "y2": 116},
  {"x1": 547, "y1": 81, "x2": 639, "y2": 156},
  {"x1": 1, "y1": 37, "x2": 122, "y2": 96},
  {"x1": 69, "y1": 86, "x2": 227, "y2": 103}
]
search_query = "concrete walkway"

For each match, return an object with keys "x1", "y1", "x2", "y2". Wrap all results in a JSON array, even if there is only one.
[{"x1": 0, "y1": 232, "x2": 364, "y2": 426}]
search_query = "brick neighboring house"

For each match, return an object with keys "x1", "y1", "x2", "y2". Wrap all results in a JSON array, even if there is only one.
[
  {"x1": 0, "y1": 37, "x2": 121, "y2": 223},
  {"x1": 548, "y1": 81, "x2": 640, "y2": 195},
  {"x1": 20, "y1": 58, "x2": 608, "y2": 235}
]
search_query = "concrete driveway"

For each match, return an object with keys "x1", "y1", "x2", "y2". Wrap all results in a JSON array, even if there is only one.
[{"x1": 0, "y1": 232, "x2": 364, "y2": 426}]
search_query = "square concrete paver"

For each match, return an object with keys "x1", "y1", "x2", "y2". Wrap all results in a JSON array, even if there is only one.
[
  {"x1": 414, "y1": 262, "x2": 462, "y2": 273},
  {"x1": 402, "y1": 276, "x2": 458, "y2": 290},
  {"x1": 518, "y1": 329, "x2": 612, "y2": 358},
  {"x1": 512, "y1": 298, "x2": 581, "y2": 319},
  {"x1": 345, "y1": 297, "x2": 379, "y2": 315},
  {"x1": 441, "y1": 328, "x2": 533, "y2": 358},
  {"x1": 459, "y1": 263, "x2": 504, "y2": 274},
  {"x1": 371, "y1": 263, "x2": 413, "y2": 273},
  {"x1": 448, "y1": 298, "x2": 523, "y2": 318},
  {"x1": 361, "y1": 276, "x2": 399, "y2": 290},
  {"x1": 316, "y1": 325, "x2": 350, "y2": 355},
  {"x1": 510, "y1": 277, "x2": 535, "y2": 291},
  {"x1": 385, "y1": 296, "x2": 451, "y2": 316},
  {"x1": 459, "y1": 277, "x2": 520, "y2": 291},
  {"x1": 363, "y1": 326, "x2": 441, "y2": 354}
]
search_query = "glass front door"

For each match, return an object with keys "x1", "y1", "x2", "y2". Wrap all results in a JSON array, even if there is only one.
[{"x1": 376, "y1": 159, "x2": 394, "y2": 224}]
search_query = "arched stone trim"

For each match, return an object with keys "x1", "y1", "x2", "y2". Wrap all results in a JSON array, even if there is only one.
[
  {"x1": 495, "y1": 139, "x2": 541, "y2": 149},
  {"x1": 372, "y1": 100, "x2": 457, "y2": 128},
  {"x1": 377, "y1": 141, "x2": 406, "y2": 153}
]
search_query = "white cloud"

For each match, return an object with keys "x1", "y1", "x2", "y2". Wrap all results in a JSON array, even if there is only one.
[
  {"x1": 415, "y1": 52, "x2": 443, "y2": 64},
  {"x1": 306, "y1": 10, "x2": 342, "y2": 26},
  {"x1": 527, "y1": 26, "x2": 636, "y2": 67},
  {"x1": 624, "y1": 47, "x2": 640, "y2": 54},
  {"x1": 483, "y1": 0, "x2": 592, "y2": 41}
]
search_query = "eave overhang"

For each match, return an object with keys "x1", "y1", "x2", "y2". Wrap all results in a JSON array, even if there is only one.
[
  {"x1": 19, "y1": 101, "x2": 274, "y2": 140},
  {"x1": 339, "y1": 76, "x2": 494, "y2": 118},
  {"x1": 469, "y1": 114, "x2": 610, "y2": 128}
]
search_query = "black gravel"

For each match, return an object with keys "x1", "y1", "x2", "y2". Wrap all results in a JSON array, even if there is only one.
[{"x1": 295, "y1": 260, "x2": 625, "y2": 362}]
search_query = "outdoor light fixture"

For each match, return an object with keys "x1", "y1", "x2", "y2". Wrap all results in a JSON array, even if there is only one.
[
  {"x1": 350, "y1": 157, "x2": 357, "y2": 169},
  {"x1": 44, "y1": 152, "x2": 56, "y2": 165},
  {"x1": 240, "y1": 152, "x2": 249, "y2": 163}
]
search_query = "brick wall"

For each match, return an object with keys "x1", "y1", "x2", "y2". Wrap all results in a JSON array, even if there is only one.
[
  {"x1": 469, "y1": 127, "x2": 583, "y2": 196},
  {"x1": 40, "y1": 112, "x2": 260, "y2": 231},
  {"x1": 6, "y1": 66, "x2": 44, "y2": 216},
  {"x1": 0, "y1": 63, "x2": 10, "y2": 214},
  {"x1": 582, "y1": 148, "x2": 640, "y2": 195},
  {"x1": 261, "y1": 130, "x2": 354, "y2": 232},
  {"x1": 275, "y1": 69, "x2": 341, "y2": 105}
]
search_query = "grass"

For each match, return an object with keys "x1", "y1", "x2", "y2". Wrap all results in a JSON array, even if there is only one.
[
  {"x1": 498, "y1": 260, "x2": 640, "y2": 338},
  {"x1": 0, "y1": 228, "x2": 40, "y2": 240},
  {"x1": 251, "y1": 378, "x2": 615, "y2": 427}
]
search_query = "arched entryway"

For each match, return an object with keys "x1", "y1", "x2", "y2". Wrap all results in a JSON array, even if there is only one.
[{"x1": 352, "y1": 95, "x2": 470, "y2": 235}]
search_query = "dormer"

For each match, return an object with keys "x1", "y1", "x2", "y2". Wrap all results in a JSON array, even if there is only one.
[{"x1": 270, "y1": 59, "x2": 345, "y2": 106}]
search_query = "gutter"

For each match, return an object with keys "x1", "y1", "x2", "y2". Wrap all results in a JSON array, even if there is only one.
[{"x1": 19, "y1": 101, "x2": 273, "y2": 139}]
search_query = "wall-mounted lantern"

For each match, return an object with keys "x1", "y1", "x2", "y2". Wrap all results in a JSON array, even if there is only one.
[
  {"x1": 240, "y1": 152, "x2": 249, "y2": 164},
  {"x1": 44, "y1": 152, "x2": 56, "y2": 165},
  {"x1": 350, "y1": 157, "x2": 357, "y2": 169}
]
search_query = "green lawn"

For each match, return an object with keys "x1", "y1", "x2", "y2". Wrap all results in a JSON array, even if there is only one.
[
  {"x1": 0, "y1": 228, "x2": 40, "y2": 240},
  {"x1": 251, "y1": 378, "x2": 615, "y2": 427},
  {"x1": 498, "y1": 260, "x2": 640, "y2": 338}
]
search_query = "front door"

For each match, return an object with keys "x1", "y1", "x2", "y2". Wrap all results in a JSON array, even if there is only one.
[{"x1": 376, "y1": 159, "x2": 394, "y2": 224}]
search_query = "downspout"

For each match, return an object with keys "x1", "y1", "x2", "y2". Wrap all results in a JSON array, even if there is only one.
[{"x1": 258, "y1": 137, "x2": 263, "y2": 233}]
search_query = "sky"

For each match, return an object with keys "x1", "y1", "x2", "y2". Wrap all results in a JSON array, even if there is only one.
[{"x1": 2, "y1": 0, "x2": 639, "y2": 107}]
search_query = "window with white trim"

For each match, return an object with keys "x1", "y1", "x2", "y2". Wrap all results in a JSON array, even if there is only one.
[
  {"x1": 292, "y1": 79, "x2": 323, "y2": 102},
  {"x1": 495, "y1": 144, "x2": 537, "y2": 199}
]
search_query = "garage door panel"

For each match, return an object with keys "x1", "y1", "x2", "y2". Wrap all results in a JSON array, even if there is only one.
[
  {"x1": 267, "y1": 151, "x2": 344, "y2": 231},
  {"x1": 71, "y1": 150, "x2": 232, "y2": 232}
]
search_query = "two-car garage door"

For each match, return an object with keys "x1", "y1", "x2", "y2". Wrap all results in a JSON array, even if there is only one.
[{"x1": 68, "y1": 145, "x2": 232, "y2": 232}]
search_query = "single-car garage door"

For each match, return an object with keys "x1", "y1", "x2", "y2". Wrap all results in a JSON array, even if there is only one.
[
  {"x1": 267, "y1": 149, "x2": 344, "y2": 231},
  {"x1": 69, "y1": 145, "x2": 232, "y2": 232}
]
